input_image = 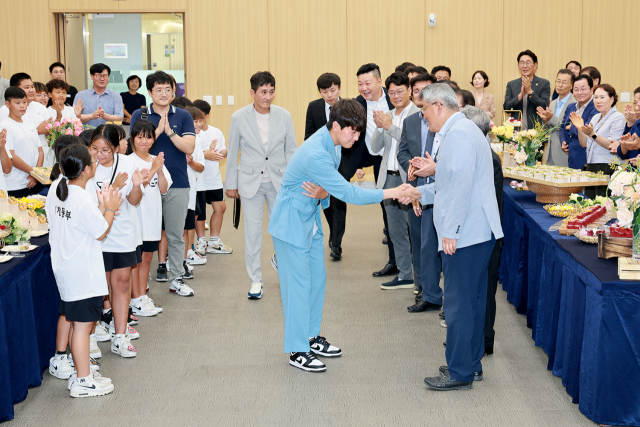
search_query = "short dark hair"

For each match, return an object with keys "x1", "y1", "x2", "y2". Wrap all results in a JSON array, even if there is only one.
[
  {"x1": 431, "y1": 65, "x2": 451, "y2": 77},
  {"x1": 556, "y1": 69, "x2": 575, "y2": 84},
  {"x1": 4, "y1": 87, "x2": 27, "y2": 102},
  {"x1": 356, "y1": 63, "x2": 381, "y2": 79},
  {"x1": 410, "y1": 73, "x2": 436, "y2": 88},
  {"x1": 89, "y1": 63, "x2": 111, "y2": 76},
  {"x1": 456, "y1": 89, "x2": 475, "y2": 107},
  {"x1": 395, "y1": 62, "x2": 415, "y2": 73},
  {"x1": 470, "y1": 70, "x2": 490, "y2": 88},
  {"x1": 634, "y1": 87, "x2": 640, "y2": 96},
  {"x1": 192, "y1": 99, "x2": 211, "y2": 116},
  {"x1": 146, "y1": 70, "x2": 174, "y2": 91},
  {"x1": 250, "y1": 71, "x2": 276, "y2": 91},
  {"x1": 574, "y1": 74, "x2": 594, "y2": 89},
  {"x1": 517, "y1": 50, "x2": 538, "y2": 64},
  {"x1": 565, "y1": 60, "x2": 582, "y2": 70},
  {"x1": 404, "y1": 65, "x2": 428, "y2": 76},
  {"x1": 581, "y1": 66, "x2": 601, "y2": 83},
  {"x1": 130, "y1": 120, "x2": 157, "y2": 152},
  {"x1": 126, "y1": 75, "x2": 142, "y2": 90},
  {"x1": 9, "y1": 72, "x2": 31, "y2": 87},
  {"x1": 171, "y1": 96, "x2": 193, "y2": 109},
  {"x1": 46, "y1": 79, "x2": 70, "y2": 93},
  {"x1": 326, "y1": 98, "x2": 366, "y2": 134},
  {"x1": 595, "y1": 83, "x2": 618, "y2": 107},
  {"x1": 435, "y1": 80, "x2": 460, "y2": 91},
  {"x1": 34, "y1": 82, "x2": 47, "y2": 93},
  {"x1": 184, "y1": 105, "x2": 205, "y2": 121},
  {"x1": 316, "y1": 73, "x2": 341, "y2": 91},
  {"x1": 79, "y1": 129, "x2": 93, "y2": 146},
  {"x1": 49, "y1": 62, "x2": 66, "y2": 73},
  {"x1": 384, "y1": 72, "x2": 410, "y2": 89}
]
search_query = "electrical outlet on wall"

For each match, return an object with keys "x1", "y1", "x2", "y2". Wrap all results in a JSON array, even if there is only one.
[
  {"x1": 215, "y1": 96, "x2": 222, "y2": 105},
  {"x1": 228, "y1": 96, "x2": 234, "y2": 105},
  {"x1": 620, "y1": 92, "x2": 631, "y2": 103},
  {"x1": 203, "y1": 95, "x2": 213, "y2": 105}
]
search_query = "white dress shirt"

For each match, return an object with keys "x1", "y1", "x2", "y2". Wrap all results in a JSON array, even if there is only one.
[
  {"x1": 255, "y1": 109, "x2": 271, "y2": 182},
  {"x1": 365, "y1": 91, "x2": 389, "y2": 156}
]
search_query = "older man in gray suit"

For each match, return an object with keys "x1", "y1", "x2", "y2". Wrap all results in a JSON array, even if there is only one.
[
  {"x1": 371, "y1": 72, "x2": 421, "y2": 290},
  {"x1": 414, "y1": 84, "x2": 503, "y2": 391},
  {"x1": 537, "y1": 69, "x2": 575, "y2": 166},
  {"x1": 226, "y1": 71, "x2": 297, "y2": 300}
]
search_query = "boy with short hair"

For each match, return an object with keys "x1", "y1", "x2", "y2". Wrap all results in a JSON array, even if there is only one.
[
  {"x1": 192, "y1": 99, "x2": 231, "y2": 255},
  {"x1": 0, "y1": 87, "x2": 44, "y2": 197},
  {"x1": 34, "y1": 82, "x2": 48, "y2": 106}
]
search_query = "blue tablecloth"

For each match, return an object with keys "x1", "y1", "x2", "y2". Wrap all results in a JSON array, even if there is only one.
[
  {"x1": 499, "y1": 180, "x2": 640, "y2": 427},
  {"x1": 0, "y1": 236, "x2": 59, "y2": 423}
]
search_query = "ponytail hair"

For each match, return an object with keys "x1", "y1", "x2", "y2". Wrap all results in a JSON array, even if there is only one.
[
  {"x1": 56, "y1": 145, "x2": 92, "y2": 202},
  {"x1": 50, "y1": 135, "x2": 83, "y2": 181}
]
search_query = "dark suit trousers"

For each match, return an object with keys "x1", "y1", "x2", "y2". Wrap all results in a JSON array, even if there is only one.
[
  {"x1": 323, "y1": 195, "x2": 345, "y2": 247},
  {"x1": 420, "y1": 207, "x2": 442, "y2": 305},
  {"x1": 484, "y1": 238, "x2": 503, "y2": 347},
  {"x1": 359, "y1": 149, "x2": 395, "y2": 265},
  {"x1": 443, "y1": 236, "x2": 495, "y2": 383}
]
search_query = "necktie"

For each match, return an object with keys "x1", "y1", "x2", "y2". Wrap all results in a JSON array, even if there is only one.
[{"x1": 522, "y1": 94, "x2": 529, "y2": 129}]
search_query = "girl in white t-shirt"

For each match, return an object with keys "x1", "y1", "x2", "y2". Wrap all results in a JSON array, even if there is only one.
[
  {"x1": 89, "y1": 125, "x2": 146, "y2": 358},
  {"x1": 44, "y1": 80, "x2": 83, "y2": 167},
  {"x1": 128, "y1": 120, "x2": 172, "y2": 317},
  {"x1": 46, "y1": 144, "x2": 122, "y2": 397}
]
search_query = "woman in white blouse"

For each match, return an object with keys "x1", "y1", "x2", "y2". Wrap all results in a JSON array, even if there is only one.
[{"x1": 570, "y1": 83, "x2": 625, "y2": 197}]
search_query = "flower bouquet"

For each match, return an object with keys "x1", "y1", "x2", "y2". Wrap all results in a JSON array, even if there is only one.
[
  {"x1": 0, "y1": 213, "x2": 31, "y2": 247},
  {"x1": 490, "y1": 125, "x2": 515, "y2": 144},
  {"x1": 607, "y1": 164, "x2": 640, "y2": 258},
  {"x1": 45, "y1": 118, "x2": 83, "y2": 149},
  {"x1": 511, "y1": 120, "x2": 556, "y2": 166}
]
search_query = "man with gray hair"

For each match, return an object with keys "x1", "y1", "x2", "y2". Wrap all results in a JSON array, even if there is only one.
[
  {"x1": 413, "y1": 85, "x2": 503, "y2": 391},
  {"x1": 460, "y1": 106, "x2": 504, "y2": 358}
]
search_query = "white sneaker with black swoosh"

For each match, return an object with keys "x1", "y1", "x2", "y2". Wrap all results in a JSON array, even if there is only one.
[
  {"x1": 289, "y1": 352, "x2": 326, "y2": 372},
  {"x1": 109, "y1": 321, "x2": 140, "y2": 340},
  {"x1": 49, "y1": 354, "x2": 74, "y2": 379},
  {"x1": 130, "y1": 296, "x2": 160, "y2": 317},
  {"x1": 111, "y1": 335, "x2": 137, "y2": 358},
  {"x1": 68, "y1": 370, "x2": 112, "y2": 390},
  {"x1": 69, "y1": 373, "x2": 114, "y2": 398},
  {"x1": 309, "y1": 336, "x2": 342, "y2": 357}
]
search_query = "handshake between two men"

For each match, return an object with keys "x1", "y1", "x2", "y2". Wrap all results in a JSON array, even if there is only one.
[{"x1": 406, "y1": 152, "x2": 437, "y2": 217}]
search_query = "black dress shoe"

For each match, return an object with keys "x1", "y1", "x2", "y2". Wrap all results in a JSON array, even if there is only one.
[
  {"x1": 372, "y1": 263, "x2": 398, "y2": 277},
  {"x1": 330, "y1": 246, "x2": 342, "y2": 260},
  {"x1": 414, "y1": 285, "x2": 421, "y2": 295},
  {"x1": 484, "y1": 346, "x2": 493, "y2": 356},
  {"x1": 380, "y1": 276, "x2": 414, "y2": 290},
  {"x1": 424, "y1": 375, "x2": 473, "y2": 391},
  {"x1": 415, "y1": 291, "x2": 423, "y2": 303},
  {"x1": 407, "y1": 299, "x2": 442, "y2": 313},
  {"x1": 438, "y1": 311, "x2": 445, "y2": 320},
  {"x1": 439, "y1": 365, "x2": 483, "y2": 381}
]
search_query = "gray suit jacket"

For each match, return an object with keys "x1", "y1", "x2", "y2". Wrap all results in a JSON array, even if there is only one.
[
  {"x1": 371, "y1": 102, "x2": 420, "y2": 188},
  {"x1": 226, "y1": 103, "x2": 297, "y2": 198},
  {"x1": 543, "y1": 94, "x2": 574, "y2": 166},
  {"x1": 0, "y1": 77, "x2": 9, "y2": 105},
  {"x1": 433, "y1": 113, "x2": 503, "y2": 251}
]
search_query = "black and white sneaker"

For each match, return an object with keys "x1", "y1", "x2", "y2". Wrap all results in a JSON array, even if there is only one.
[
  {"x1": 309, "y1": 336, "x2": 342, "y2": 357},
  {"x1": 182, "y1": 261, "x2": 194, "y2": 279},
  {"x1": 289, "y1": 352, "x2": 327, "y2": 372}
]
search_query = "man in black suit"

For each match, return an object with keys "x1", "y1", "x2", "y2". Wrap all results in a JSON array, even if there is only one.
[
  {"x1": 304, "y1": 73, "x2": 345, "y2": 259},
  {"x1": 503, "y1": 50, "x2": 550, "y2": 130},
  {"x1": 354, "y1": 63, "x2": 397, "y2": 276}
]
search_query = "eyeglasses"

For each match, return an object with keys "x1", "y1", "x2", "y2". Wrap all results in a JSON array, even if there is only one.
[
  {"x1": 519, "y1": 61, "x2": 534, "y2": 67},
  {"x1": 422, "y1": 102, "x2": 441, "y2": 112},
  {"x1": 388, "y1": 89, "x2": 406, "y2": 98},
  {"x1": 153, "y1": 88, "x2": 173, "y2": 95},
  {"x1": 93, "y1": 73, "x2": 109, "y2": 80},
  {"x1": 89, "y1": 146, "x2": 113, "y2": 156}
]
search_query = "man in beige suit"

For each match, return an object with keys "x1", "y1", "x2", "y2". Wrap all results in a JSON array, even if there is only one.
[
  {"x1": 226, "y1": 71, "x2": 297, "y2": 300},
  {"x1": 537, "y1": 69, "x2": 575, "y2": 166}
]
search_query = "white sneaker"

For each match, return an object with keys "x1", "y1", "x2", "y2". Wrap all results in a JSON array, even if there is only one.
[
  {"x1": 170, "y1": 277, "x2": 194, "y2": 297},
  {"x1": 111, "y1": 335, "x2": 137, "y2": 358},
  {"x1": 68, "y1": 371, "x2": 111, "y2": 390},
  {"x1": 248, "y1": 281, "x2": 263, "y2": 300},
  {"x1": 196, "y1": 239, "x2": 208, "y2": 255},
  {"x1": 207, "y1": 239, "x2": 233, "y2": 254},
  {"x1": 186, "y1": 249, "x2": 207, "y2": 265},
  {"x1": 143, "y1": 294, "x2": 163, "y2": 313},
  {"x1": 69, "y1": 373, "x2": 114, "y2": 398},
  {"x1": 440, "y1": 320, "x2": 447, "y2": 328},
  {"x1": 68, "y1": 353, "x2": 100, "y2": 371},
  {"x1": 271, "y1": 254, "x2": 278, "y2": 273},
  {"x1": 94, "y1": 323, "x2": 111, "y2": 342},
  {"x1": 49, "y1": 354, "x2": 74, "y2": 379},
  {"x1": 89, "y1": 335, "x2": 101, "y2": 359},
  {"x1": 130, "y1": 297, "x2": 160, "y2": 317},
  {"x1": 109, "y1": 321, "x2": 140, "y2": 340}
]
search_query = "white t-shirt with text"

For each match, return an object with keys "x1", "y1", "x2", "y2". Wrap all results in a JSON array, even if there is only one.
[{"x1": 0, "y1": 118, "x2": 38, "y2": 191}]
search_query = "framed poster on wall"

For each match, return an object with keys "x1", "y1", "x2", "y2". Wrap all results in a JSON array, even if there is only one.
[{"x1": 104, "y1": 43, "x2": 128, "y2": 59}]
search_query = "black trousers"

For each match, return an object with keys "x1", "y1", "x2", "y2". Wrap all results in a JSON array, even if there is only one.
[
  {"x1": 484, "y1": 238, "x2": 503, "y2": 347},
  {"x1": 359, "y1": 149, "x2": 395, "y2": 265},
  {"x1": 323, "y1": 195, "x2": 346, "y2": 247}
]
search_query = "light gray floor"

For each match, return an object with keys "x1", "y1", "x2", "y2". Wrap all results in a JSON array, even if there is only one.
[{"x1": 9, "y1": 204, "x2": 599, "y2": 427}]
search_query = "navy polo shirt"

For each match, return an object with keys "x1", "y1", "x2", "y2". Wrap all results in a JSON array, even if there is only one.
[{"x1": 129, "y1": 104, "x2": 195, "y2": 188}]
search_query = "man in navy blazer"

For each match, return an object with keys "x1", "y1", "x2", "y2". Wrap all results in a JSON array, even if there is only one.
[
  {"x1": 415, "y1": 84, "x2": 503, "y2": 391},
  {"x1": 503, "y1": 50, "x2": 550, "y2": 130},
  {"x1": 559, "y1": 74, "x2": 597, "y2": 169}
]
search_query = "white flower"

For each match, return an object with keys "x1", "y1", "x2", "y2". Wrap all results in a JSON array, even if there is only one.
[
  {"x1": 617, "y1": 208, "x2": 634, "y2": 228},
  {"x1": 514, "y1": 150, "x2": 528, "y2": 164}
]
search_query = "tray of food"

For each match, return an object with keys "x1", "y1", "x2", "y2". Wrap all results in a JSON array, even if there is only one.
[{"x1": 30, "y1": 167, "x2": 53, "y2": 185}]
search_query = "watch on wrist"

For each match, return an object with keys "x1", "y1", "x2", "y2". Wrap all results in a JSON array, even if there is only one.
[
  {"x1": 168, "y1": 130, "x2": 177, "y2": 138},
  {"x1": 592, "y1": 133, "x2": 598, "y2": 140}
]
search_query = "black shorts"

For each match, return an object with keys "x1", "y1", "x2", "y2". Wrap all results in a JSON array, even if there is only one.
[
  {"x1": 102, "y1": 251, "x2": 138, "y2": 272},
  {"x1": 59, "y1": 296, "x2": 103, "y2": 322},
  {"x1": 135, "y1": 245, "x2": 142, "y2": 263},
  {"x1": 141, "y1": 240, "x2": 160, "y2": 253},
  {"x1": 205, "y1": 189, "x2": 224, "y2": 204},
  {"x1": 184, "y1": 209, "x2": 195, "y2": 230},
  {"x1": 195, "y1": 191, "x2": 207, "y2": 221},
  {"x1": 8, "y1": 184, "x2": 45, "y2": 199}
]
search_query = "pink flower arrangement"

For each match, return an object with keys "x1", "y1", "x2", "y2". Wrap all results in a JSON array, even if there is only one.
[{"x1": 45, "y1": 118, "x2": 83, "y2": 147}]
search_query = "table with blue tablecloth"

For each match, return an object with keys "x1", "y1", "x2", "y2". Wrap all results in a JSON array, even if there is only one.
[
  {"x1": 0, "y1": 236, "x2": 59, "y2": 423},
  {"x1": 499, "y1": 179, "x2": 640, "y2": 427}
]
